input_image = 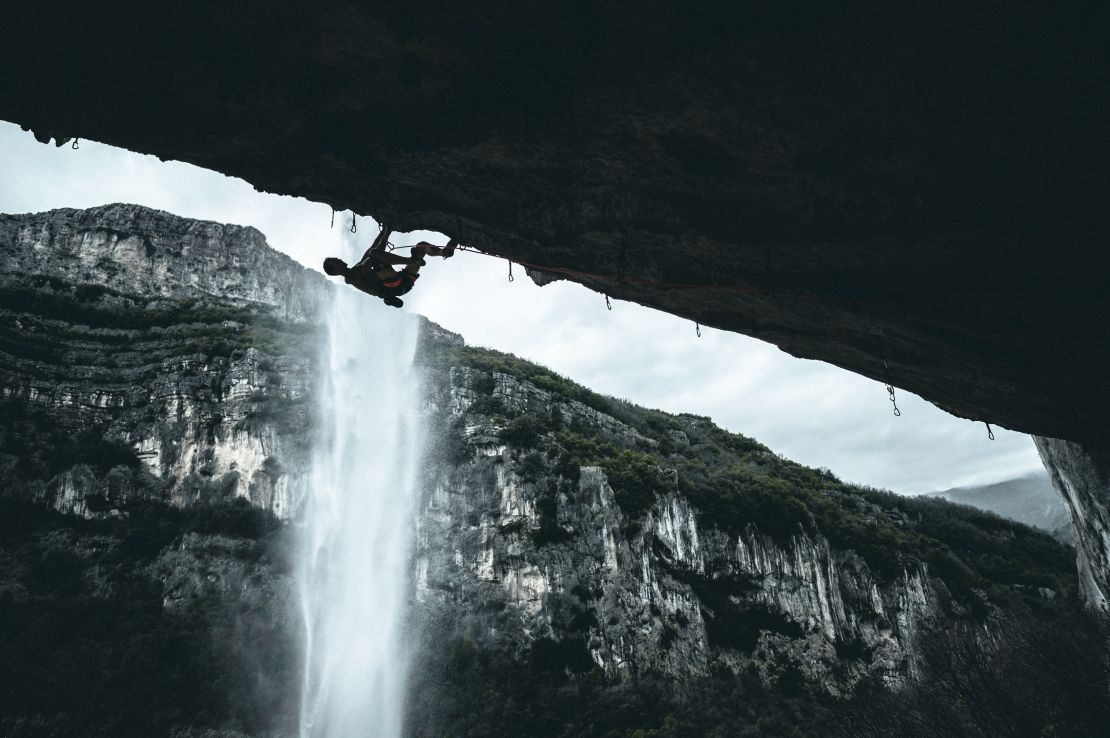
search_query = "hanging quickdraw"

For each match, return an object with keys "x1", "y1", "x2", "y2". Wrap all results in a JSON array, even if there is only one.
[
  {"x1": 330, "y1": 208, "x2": 335, "y2": 228},
  {"x1": 507, "y1": 262, "x2": 515, "y2": 282},
  {"x1": 696, "y1": 323, "x2": 701, "y2": 337},
  {"x1": 886, "y1": 384, "x2": 901, "y2": 416},
  {"x1": 985, "y1": 422, "x2": 995, "y2": 441},
  {"x1": 882, "y1": 357, "x2": 901, "y2": 417},
  {"x1": 350, "y1": 214, "x2": 357, "y2": 233},
  {"x1": 71, "y1": 138, "x2": 79, "y2": 150},
  {"x1": 605, "y1": 294, "x2": 612, "y2": 311}
]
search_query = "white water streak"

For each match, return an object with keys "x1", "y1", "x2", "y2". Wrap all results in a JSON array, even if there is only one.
[{"x1": 298, "y1": 286, "x2": 423, "y2": 738}]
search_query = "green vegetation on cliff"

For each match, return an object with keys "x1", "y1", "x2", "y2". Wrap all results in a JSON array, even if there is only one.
[
  {"x1": 0, "y1": 499, "x2": 297, "y2": 738},
  {"x1": 441, "y1": 344, "x2": 1077, "y2": 609}
]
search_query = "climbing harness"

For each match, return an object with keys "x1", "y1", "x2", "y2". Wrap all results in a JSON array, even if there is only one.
[
  {"x1": 507, "y1": 262, "x2": 515, "y2": 282},
  {"x1": 882, "y1": 357, "x2": 901, "y2": 417},
  {"x1": 350, "y1": 214, "x2": 357, "y2": 234},
  {"x1": 985, "y1": 422, "x2": 995, "y2": 441},
  {"x1": 696, "y1": 323, "x2": 701, "y2": 338},
  {"x1": 605, "y1": 294, "x2": 612, "y2": 311}
]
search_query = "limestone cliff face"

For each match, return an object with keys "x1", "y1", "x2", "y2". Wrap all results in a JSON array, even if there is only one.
[
  {"x1": 0, "y1": 204, "x2": 326, "y2": 519},
  {"x1": 1, "y1": 206, "x2": 1105, "y2": 736},
  {"x1": 410, "y1": 349, "x2": 1086, "y2": 703},
  {"x1": 0, "y1": 204, "x2": 323, "y2": 322},
  {"x1": 6, "y1": 1, "x2": 1110, "y2": 631},
  {"x1": 1035, "y1": 436, "x2": 1110, "y2": 612},
  {"x1": 0, "y1": 205, "x2": 314, "y2": 736},
  {"x1": 418, "y1": 452, "x2": 935, "y2": 692}
]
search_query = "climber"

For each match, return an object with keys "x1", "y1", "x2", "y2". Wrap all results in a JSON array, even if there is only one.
[{"x1": 323, "y1": 226, "x2": 455, "y2": 308}]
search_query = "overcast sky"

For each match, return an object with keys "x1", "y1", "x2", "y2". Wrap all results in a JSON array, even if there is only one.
[{"x1": 0, "y1": 121, "x2": 1045, "y2": 493}]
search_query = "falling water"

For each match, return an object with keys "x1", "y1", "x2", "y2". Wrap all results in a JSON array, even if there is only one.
[{"x1": 297, "y1": 284, "x2": 423, "y2": 738}]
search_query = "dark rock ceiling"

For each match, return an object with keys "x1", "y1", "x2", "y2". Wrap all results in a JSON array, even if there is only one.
[{"x1": 3, "y1": 1, "x2": 1109, "y2": 446}]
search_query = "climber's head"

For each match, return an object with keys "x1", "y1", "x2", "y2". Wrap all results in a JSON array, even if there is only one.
[{"x1": 322, "y1": 257, "x2": 347, "y2": 276}]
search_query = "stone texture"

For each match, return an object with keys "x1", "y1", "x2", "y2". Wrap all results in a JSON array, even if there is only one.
[
  {"x1": 0, "y1": 205, "x2": 324, "y2": 322},
  {"x1": 412, "y1": 347, "x2": 1087, "y2": 697},
  {"x1": 1035, "y1": 436, "x2": 1110, "y2": 612},
  {"x1": 1, "y1": 205, "x2": 1105, "y2": 734},
  {"x1": 0, "y1": 205, "x2": 325, "y2": 518},
  {"x1": 3, "y1": 2, "x2": 1109, "y2": 450}
]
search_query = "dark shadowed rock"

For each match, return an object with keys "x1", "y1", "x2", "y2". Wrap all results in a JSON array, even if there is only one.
[{"x1": 2, "y1": 2, "x2": 1109, "y2": 451}]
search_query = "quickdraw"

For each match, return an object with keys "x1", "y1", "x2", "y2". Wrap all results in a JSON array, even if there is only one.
[{"x1": 882, "y1": 357, "x2": 901, "y2": 417}]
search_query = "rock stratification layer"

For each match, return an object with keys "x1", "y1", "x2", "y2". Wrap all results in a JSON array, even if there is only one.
[
  {"x1": 1, "y1": 206, "x2": 1106, "y2": 736},
  {"x1": 3, "y1": 3, "x2": 1110, "y2": 451},
  {"x1": 0, "y1": 205, "x2": 324, "y2": 517}
]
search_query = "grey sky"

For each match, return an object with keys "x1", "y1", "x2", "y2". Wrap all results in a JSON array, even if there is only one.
[{"x1": 0, "y1": 122, "x2": 1044, "y2": 492}]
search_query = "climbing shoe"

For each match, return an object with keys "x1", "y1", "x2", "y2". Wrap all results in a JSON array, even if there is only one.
[
  {"x1": 408, "y1": 246, "x2": 428, "y2": 266},
  {"x1": 383, "y1": 295, "x2": 404, "y2": 308},
  {"x1": 443, "y1": 239, "x2": 457, "y2": 258}
]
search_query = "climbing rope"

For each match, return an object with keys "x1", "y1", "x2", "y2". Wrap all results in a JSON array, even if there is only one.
[
  {"x1": 445, "y1": 243, "x2": 885, "y2": 310},
  {"x1": 985, "y1": 422, "x2": 995, "y2": 441}
]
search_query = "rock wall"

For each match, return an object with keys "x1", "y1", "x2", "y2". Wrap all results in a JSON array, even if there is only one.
[
  {"x1": 406, "y1": 339, "x2": 1108, "y2": 736},
  {"x1": 1, "y1": 205, "x2": 1106, "y2": 736},
  {"x1": 0, "y1": 204, "x2": 326, "y2": 518},
  {"x1": 3, "y1": 3, "x2": 1109, "y2": 450},
  {"x1": 0, "y1": 204, "x2": 323, "y2": 321},
  {"x1": 411, "y1": 346, "x2": 1096, "y2": 706},
  {"x1": 1035, "y1": 436, "x2": 1110, "y2": 612}
]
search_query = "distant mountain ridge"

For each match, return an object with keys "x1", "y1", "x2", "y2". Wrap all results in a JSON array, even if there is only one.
[{"x1": 927, "y1": 472, "x2": 1073, "y2": 543}]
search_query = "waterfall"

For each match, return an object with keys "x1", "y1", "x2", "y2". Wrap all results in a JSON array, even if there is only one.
[{"x1": 297, "y1": 286, "x2": 423, "y2": 738}]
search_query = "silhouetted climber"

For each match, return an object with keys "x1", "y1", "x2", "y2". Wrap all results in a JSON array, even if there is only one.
[{"x1": 323, "y1": 226, "x2": 455, "y2": 308}]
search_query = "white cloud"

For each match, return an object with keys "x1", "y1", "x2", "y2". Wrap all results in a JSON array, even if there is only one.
[{"x1": 0, "y1": 122, "x2": 1044, "y2": 492}]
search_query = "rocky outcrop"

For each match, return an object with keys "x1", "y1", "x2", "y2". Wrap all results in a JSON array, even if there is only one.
[
  {"x1": 1035, "y1": 436, "x2": 1110, "y2": 612},
  {"x1": 3, "y1": 3, "x2": 1109, "y2": 453},
  {"x1": 419, "y1": 455, "x2": 936, "y2": 693},
  {"x1": 0, "y1": 205, "x2": 326, "y2": 518},
  {"x1": 0, "y1": 204, "x2": 324, "y2": 322},
  {"x1": 411, "y1": 341, "x2": 1097, "y2": 708},
  {"x1": 7, "y1": 6, "x2": 1110, "y2": 620},
  {"x1": 1, "y1": 205, "x2": 1106, "y2": 736}
]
